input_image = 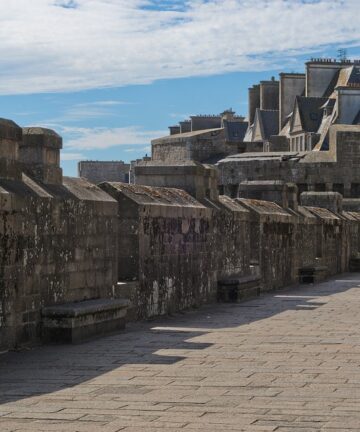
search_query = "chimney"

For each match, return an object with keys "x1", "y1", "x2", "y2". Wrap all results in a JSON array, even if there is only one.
[
  {"x1": 20, "y1": 127, "x2": 63, "y2": 185},
  {"x1": 248, "y1": 85, "x2": 260, "y2": 124}
]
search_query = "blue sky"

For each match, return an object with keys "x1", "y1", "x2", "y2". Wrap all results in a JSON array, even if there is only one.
[{"x1": 0, "y1": 0, "x2": 359, "y2": 176}]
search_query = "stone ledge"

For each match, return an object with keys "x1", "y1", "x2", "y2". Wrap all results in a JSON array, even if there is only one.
[
  {"x1": 218, "y1": 275, "x2": 261, "y2": 303},
  {"x1": 299, "y1": 266, "x2": 328, "y2": 284},
  {"x1": 41, "y1": 298, "x2": 130, "y2": 344}
]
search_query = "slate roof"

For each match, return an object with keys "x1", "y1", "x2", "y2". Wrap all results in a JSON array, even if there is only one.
[
  {"x1": 353, "y1": 110, "x2": 360, "y2": 125},
  {"x1": 327, "y1": 65, "x2": 360, "y2": 97},
  {"x1": 323, "y1": 69, "x2": 343, "y2": 98},
  {"x1": 260, "y1": 110, "x2": 279, "y2": 139},
  {"x1": 244, "y1": 110, "x2": 279, "y2": 142},
  {"x1": 348, "y1": 65, "x2": 360, "y2": 85},
  {"x1": 295, "y1": 96, "x2": 328, "y2": 132},
  {"x1": 152, "y1": 128, "x2": 223, "y2": 143},
  {"x1": 223, "y1": 120, "x2": 248, "y2": 142}
]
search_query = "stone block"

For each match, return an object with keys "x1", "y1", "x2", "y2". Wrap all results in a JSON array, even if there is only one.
[
  {"x1": 20, "y1": 127, "x2": 63, "y2": 185},
  {"x1": 300, "y1": 192, "x2": 343, "y2": 213},
  {"x1": 41, "y1": 298, "x2": 130, "y2": 344},
  {"x1": 21, "y1": 127, "x2": 62, "y2": 150},
  {"x1": 0, "y1": 118, "x2": 22, "y2": 142},
  {"x1": 217, "y1": 274, "x2": 261, "y2": 302},
  {"x1": 298, "y1": 266, "x2": 328, "y2": 284}
]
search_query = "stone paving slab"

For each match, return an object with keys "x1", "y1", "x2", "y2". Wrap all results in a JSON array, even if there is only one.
[{"x1": 1, "y1": 273, "x2": 360, "y2": 431}]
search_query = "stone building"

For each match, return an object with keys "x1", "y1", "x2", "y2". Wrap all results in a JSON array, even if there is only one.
[
  {"x1": 244, "y1": 59, "x2": 360, "y2": 153},
  {"x1": 217, "y1": 125, "x2": 360, "y2": 204},
  {"x1": 129, "y1": 155, "x2": 151, "y2": 184},
  {"x1": 78, "y1": 160, "x2": 130, "y2": 184},
  {"x1": 286, "y1": 96, "x2": 328, "y2": 151},
  {"x1": 153, "y1": 110, "x2": 248, "y2": 163},
  {"x1": 243, "y1": 108, "x2": 279, "y2": 145},
  {"x1": 148, "y1": 58, "x2": 360, "y2": 201}
]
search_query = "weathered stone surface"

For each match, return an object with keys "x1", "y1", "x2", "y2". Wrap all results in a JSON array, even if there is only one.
[
  {"x1": 0, "y1": 118, "x2": 22, "y2": 181},
  {"x1": 0, "y1": 176, "x2": 119, "y2": 351},
  {"x1": 20, "y1": 127, "x2": 63, "y2": 185},
  {"x1": 217, "y1": 274, "x2": 261, "y2": 302},
  {"x1": 99, "y1": 182, "x2": 215, "y2": 318},
  {"x1": 218, "y1": 125, "x2": 360, "y2": 199},
  {"x1": 300, "y1": 191, "x2": 343, "y2": 213},
  {"x1": 97, "y1": 179, "x2": 360, "y2": 321},
  {"x1": 78, "y1": 160, "x2": 130, "y2": 184},
  {"x1": 1, "y1": 114, "x2": 360, "y2": 353},
  {"x1": 0, "y1": 121, "x2": 119, "y2": 351},
  {"x1": 42, "y1": 298, "x2": 130, "y2": 343},
  {"x1": 134, "y1": 160, "x2": 219, "y2": 201},
  {"x1": 0, "y1": 118, "x2": 22, "y2": 142},
  {"x1": 151, "y1": 128, "x2": 231, "y2": 163}
]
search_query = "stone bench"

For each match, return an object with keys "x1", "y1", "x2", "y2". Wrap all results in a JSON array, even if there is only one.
[
  {"x1": 349, "y1": 257, "x2": 360, "y2": 272},
  {"x1": 298, "y1": 266, "x2": 328, "y2": 284},
  {"x1": 218, "y1": 275, "x2": 261, "y2": 303},
  {"x1": 41, "y1": 298, "x2": 130, "y2": 344}
]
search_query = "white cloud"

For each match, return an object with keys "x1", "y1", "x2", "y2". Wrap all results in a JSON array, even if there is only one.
[
  {"x1": 46, "y1": 100, "x2": 131, "y2": 121},
  {"x1": 124, "y1": 145, "x2": 151, "y2": 153},
  {"x1": 0, "y1": 0, "x2": 359, "y2": 95},
  {"x1": 61, "y1": 125, "x2": 166, "y2": 150},
  {"x1": 79, "y1": 100, "x2": 130, "y2": 107},
  {"x1": 61, "y1": 152, "x2": 85, "y2": 161}
]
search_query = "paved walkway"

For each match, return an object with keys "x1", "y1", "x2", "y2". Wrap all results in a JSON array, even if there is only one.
[{"x1": 1, "y1": 274, "x2": 360, "y2": 431}]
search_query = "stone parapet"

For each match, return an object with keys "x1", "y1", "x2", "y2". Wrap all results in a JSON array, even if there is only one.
[
  {"x1": 20, "y1": 127, "x2": 63, "y2": 185},
  {"x1": 0, "y1": 118, "x2": 22, "y2": 181},
  {"x1": 300, "y1": 191, "x2": 343, "y2": 214}
]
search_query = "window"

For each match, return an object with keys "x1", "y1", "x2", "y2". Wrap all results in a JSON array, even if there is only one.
[
  {"x1": 351, "y1": 183, "x2": 360, "y2": 197},
  {"x1": 230, "y1": 184, "x2": 238, "y2": 198},
  {"x1": 297, "y1": 183, "x2": 308, "y2": 199},
  {"x1": 315, "y1": 183, "x2": 326, "y2": 192},
  {"x1": 333, "y1": 184, "x2": 344, "y2": 196}
]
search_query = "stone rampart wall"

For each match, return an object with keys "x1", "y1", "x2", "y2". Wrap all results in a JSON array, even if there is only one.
[
  {"x1": 100, "y1": 182, "x2": 360, "y2": 320},
  {"x1": 0, "y1": 177, "x2": 118, "y2": 351},
  {"x1": 0, "y1": 119, "x2": 118, "y2": 351},
  {"x1": 2, "y1": 118, "x2": 360, "y2": 350}
]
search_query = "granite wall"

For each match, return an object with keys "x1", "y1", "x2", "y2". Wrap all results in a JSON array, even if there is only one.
[
  {"x1": 78, "y1": 160, "x2": 130, "y2": 184},
  {"x1": 100, "y1": 181, "x2": 360, "y2": 320},
  {"x1": 0, "y1": 119, "x2": 118, "y2": 351},
  {"x1": 99, "y1": 183, "x2": 215, "y2": 318},
  {"x1": 217, "y1": 125, "x2": 360, "y2": 200},
  {"x1": 2, "y1": 117, "x2": 360, "y2": 351},
  {"x1": 151, "y1": 128, "x2": 237, "y2": 163}
]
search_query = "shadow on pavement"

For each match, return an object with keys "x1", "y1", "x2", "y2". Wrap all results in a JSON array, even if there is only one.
[{"x1": 0, "y1": 272, "x2": 359, "y2": 406}]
